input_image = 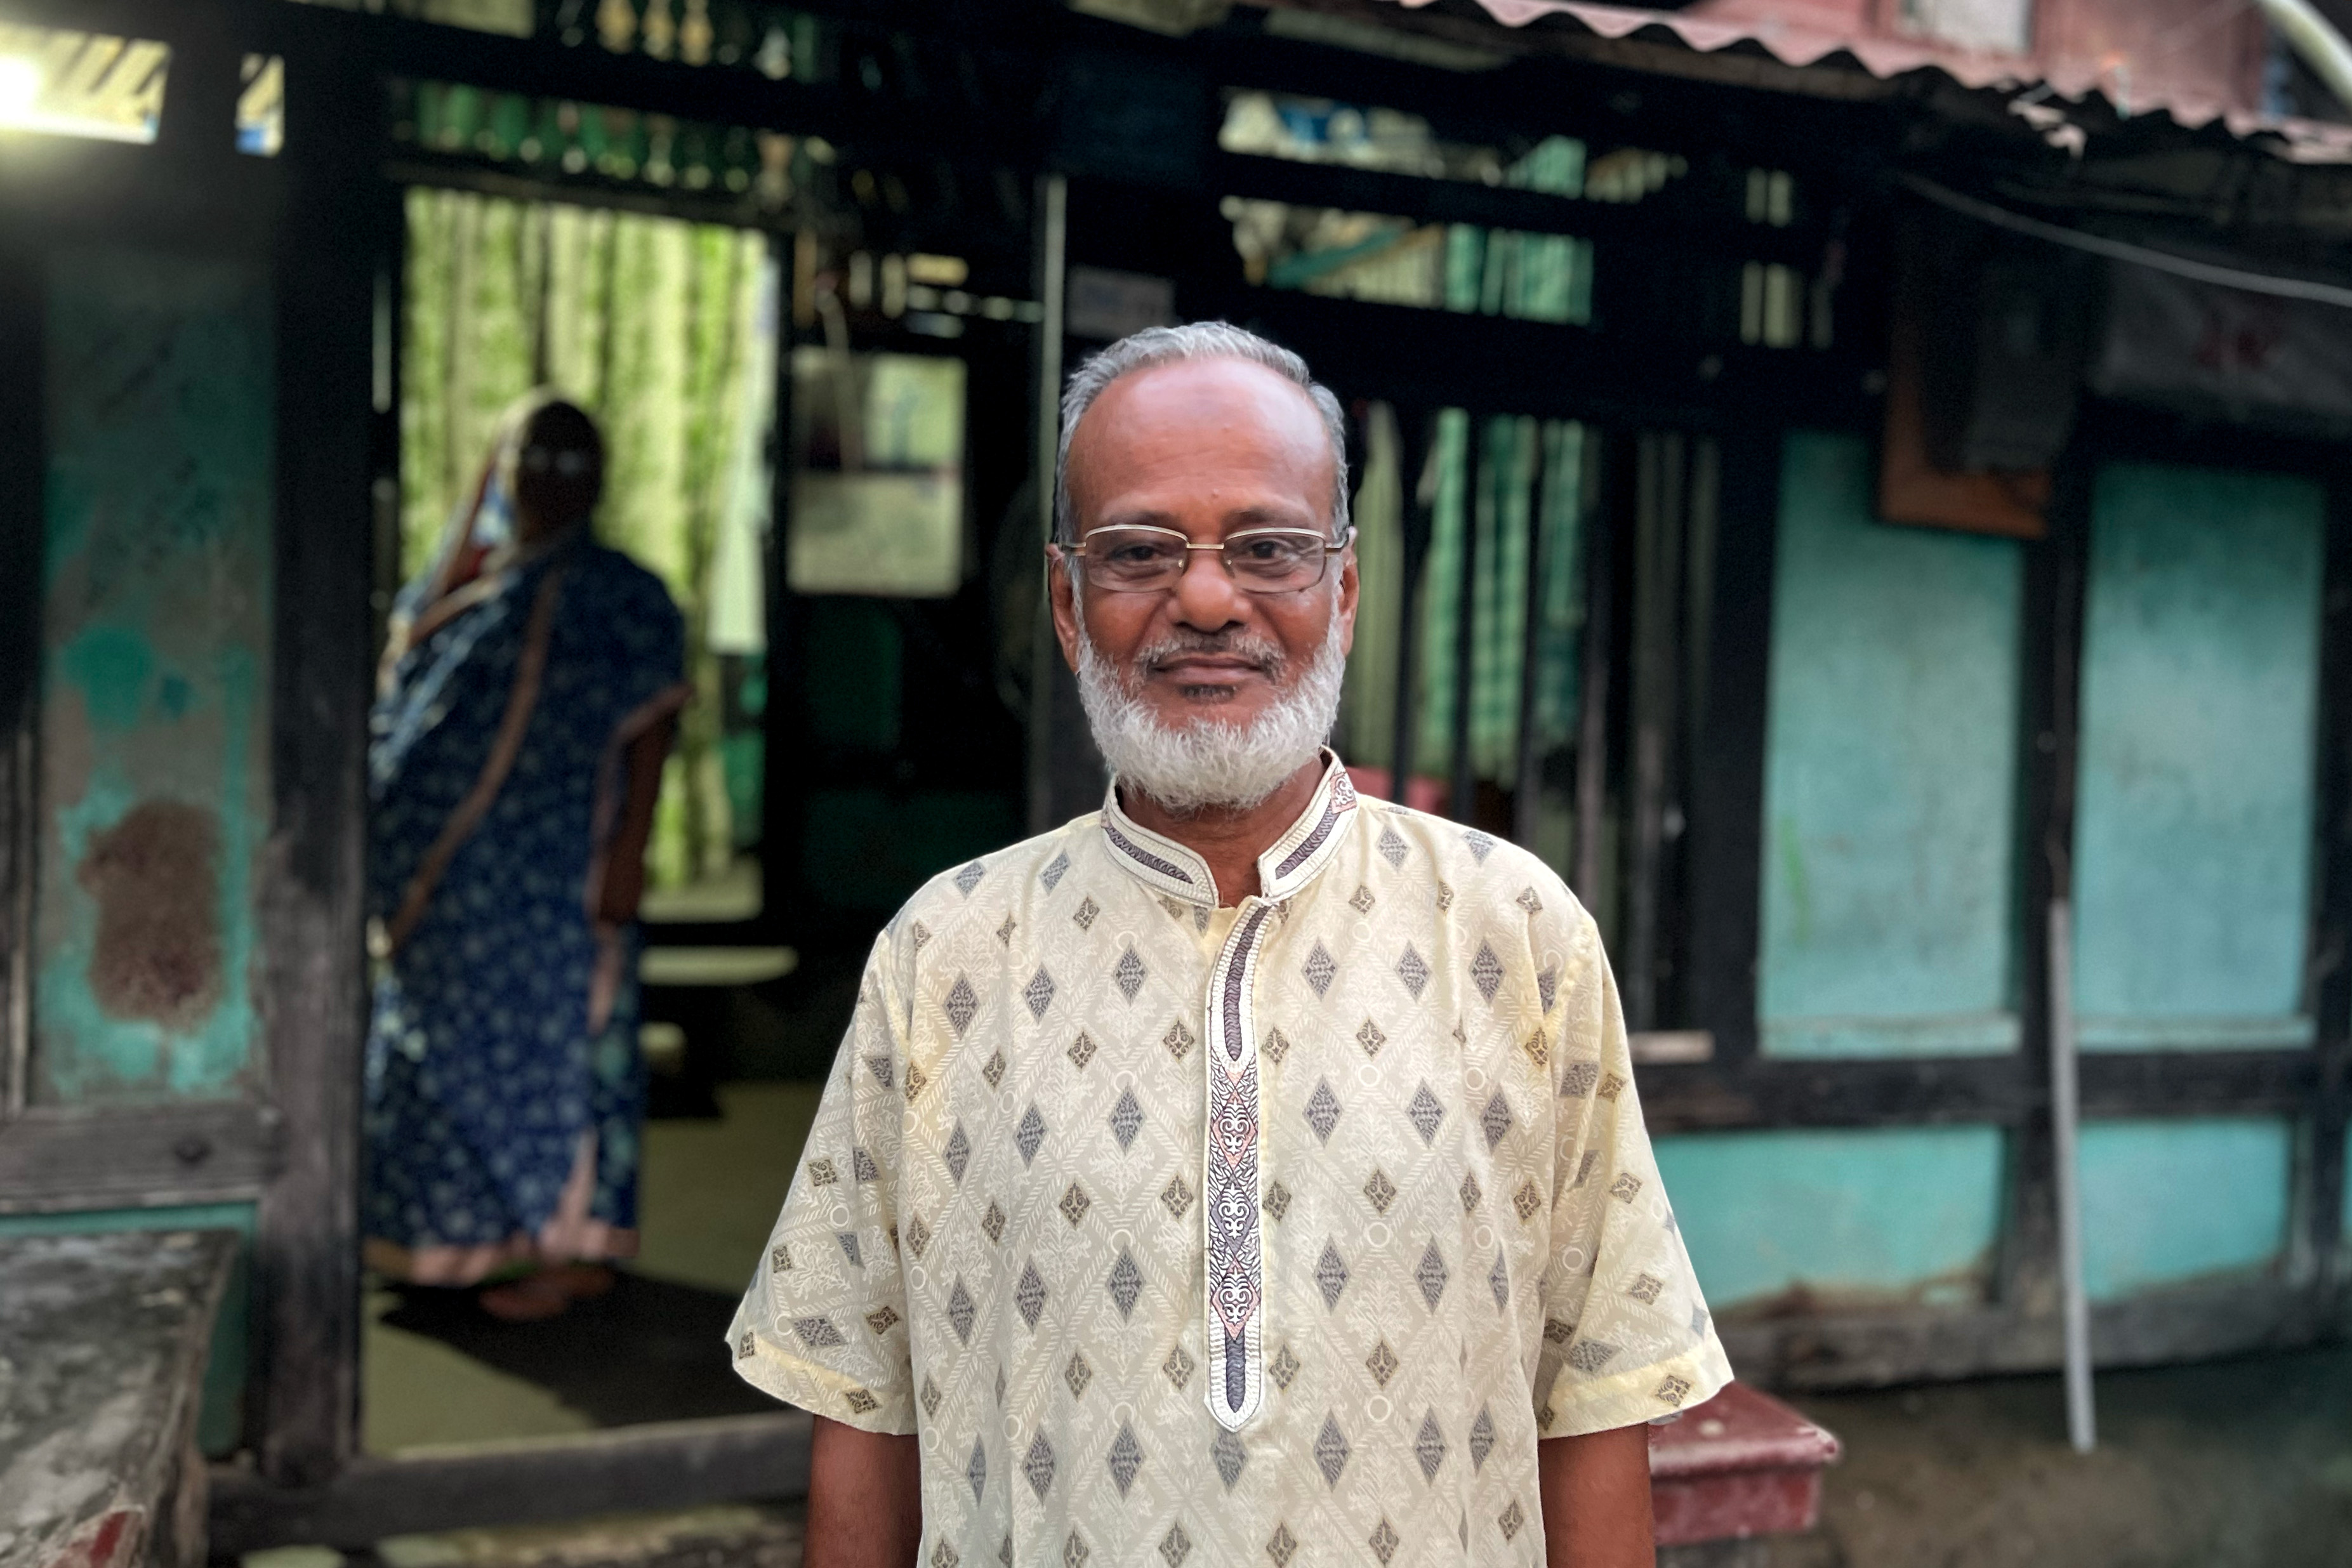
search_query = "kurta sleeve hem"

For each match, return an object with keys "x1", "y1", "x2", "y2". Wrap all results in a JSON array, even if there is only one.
[
  {"x1": 1536, "y1": 1330, "x2": 1734, "y2": 1438},
  {"x1": 729, "y1": 1329, "x2": 916, "y2": 1436}
]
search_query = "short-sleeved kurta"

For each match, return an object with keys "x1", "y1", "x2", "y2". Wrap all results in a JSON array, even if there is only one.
[{"x1": 731, "y1": 753, "x2": 1729, "y2": 1566}]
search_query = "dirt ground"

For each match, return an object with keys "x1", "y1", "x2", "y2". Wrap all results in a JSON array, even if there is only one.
[{"x1": 1755, "y1": 1341, "x2": 2352, "y2": 1568}]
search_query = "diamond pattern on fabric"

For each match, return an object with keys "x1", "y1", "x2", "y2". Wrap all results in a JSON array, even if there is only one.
[
  {"x1": 1356, "y1": 1018, "x2": 1387, "y2": 1058},
  {"x1": 1369, "y1": 1519, "x2": 1400, "y2": 1565},
  {"x1": 1499, "y1": 1501, "x2": 1526, "y2": 1541},
  {"x1": 1108, "y1": 1424, "x2": 1146, "y2": 1497},
  {"x1": 1074, "y1": 896, "x2": 1100, "y2": 930},
  {"x1": 1517, "y1": 886, "x2": 1542, "y2": 914},
  {"x1": 1060, "y1": 1183, "x2": 1092, "y2": 1226},
  {"x1": 1406, "y1": 1083, "x2": 1445, "y2": 1145},
  {"x1": 1489, "y1": 1252, "x2": 1510, "y2": 1308},
  {"x1": 1470, "y1": 942, "x2": 1504, "y2": 1003},
  {"x1": 981, "y1": 1202, "x2": 1007, "y2": 1244},
  {"x1": 1160, "y1": 1525, "x2": 1192, "y2": 1567},
  {"x1": 1458, "y1": 1172, "x2": 1482, "y2": 1213},
  {"x1": 865, "y1": 1054, "x2": 894, "y2": 1089},
  {"x1": 1538, "y1": 963, "x2": 1560, "y2": 1013},
  {"x1": 854, "y1": 1147, "x2": 880, "y2": 1182},
  {"x1": 1017, "y1": 1261, "x2": 1049, "y2": 1328},
  {"x1": 794, "y1": 1316, "x2": 845, "y2": 1348},
  {"x1": 1161, "y1": 1173, "x2": 1194, "y2": 1218},
  {"x1": 947, "y1": 1281, "x2": 977, "y2": 1343},
  {"x1": 1213, "y1": 1430, "x2": 1246, "y2": 1490},
  {"x1": 1363, "y1": 1168, "x2": 1398, "y2": 1215},
  {"x1": 932, "y1": 1543, "x2": 958, "y2": 1568},
  {"x1": 1108, "y1": 1249, "x2": 1144, "y2": 1319},
  {"x1": 1415, "y1": 1412, "x2": 1447, "y2": 1481},
  {"x1": 1463, "y1": 831, "x2": 1495, "y2": 863},
  {"x1": 1163, "y1": 1342, "x2": 1197, "y2": 1389},
  {"x1": 1469, "y1": 1406, "x2": 1496, "y2": 1471},
  {"x1": 1396, "y1": 944, "x2": 1431, "y2": 999},
  {"x1": 1377, "y1": 824, "x2": 1410, "y2": 867},
  {"x1": 1313, "y1": 1413, "x2": 1351, "y2": 1487},
  {"x1": 954, "y1": 860, "x2": 987, "y2": 895},
  {"x1": 1041, "y1": 850, "x2": 1070, "y2": 890},
  {"x1": 1062, "y1": 1534, "x2": 1087, "y2": 1568},
  {"x1": 944, "y1": 975, "x2": 980, "y2": 1036},
  {"x1": 1111, "y1": 1089, "x2": 1144, "y2": 1150},
  {"x1": 904, "y1": 1215, "x2": 930, "y2": 1258},
  {"x1": 1163, "y1": 1020, "x2": 1196, "y2": 1062},
  {"x1": 1302, "y1": 942, "x2": 1337, "y2": 998},
  {"x1": 1269, "y1": 1345, "x2": 1300, "y2": 1389},
  {"x1": 1022, "y1": 1432, "x2": 1057, "y2": 1499},
  {"x1": 997, "y1": 914, "x2": 1017, "y2": 947},
  {"x1": 1481, "y1": 1090, "x2": 1515, "y2": 1150},
  {"x1": 1017, "y1": 1104, "x2": 1048, "y2": 1165},
  {"x1": 982, "y1": 1051, "x2": 1007, "y2": 1090},
  {"x1": 1415, "y1": 1241, "x2": 1450, "y2": 1309},
  {"x1": 865, "y1": 1305, "x2": 899, "y2": 1336},
  {"x1": 1349, "y1": 884, "x2": 1376, "y2": 914},
  {"x1": 836, "y1": 1232, "x2": 862, "y2": 1267},
  {"x1": 1065, "y1": 1352, "x2": 1093, "y2": 1399},
  {"x1": 1114, "y1": 947, "x2": 1147, "y2": 1001},
  {"x1": 968, "y1": 1439, "x2": 988, "y2": 1502},
  {"x1": 1568, "y1": 1340, "x2": 1620, "y2": 1372},
  {"x1": 1267, "y1": 1524, "x2": 1298, "y2": 1565},
  {"x1": 1513, "y1": 1180, "x2": 1543, "y2": 1222},
  {"x1": 1314, "y1": 1240, "x2": 1350, "y2": 1308},
  {"x1": 1068, "y1": 1032, "x2": 1099, "y2": 1071},
  {"x1": 1560, "y1": 1060, "x2": 1599, "y2": 1098},
  {"x1": 1264, "y1": 1182, "x2": 1292, "y2": 1220},
  {"x1": 1304, "y1": 1079, "x2": 1342, "y2": 1143},
  {"x1": 1023, "y1": 966, "x2": 1055, "y2": 1019},
  {"x1": 1365, "y1": 1339, "x2": 1399, "y2": 1387},
  {"x1": 1262, "y1": 1027, "x2": 1291, "y2": 1063}
]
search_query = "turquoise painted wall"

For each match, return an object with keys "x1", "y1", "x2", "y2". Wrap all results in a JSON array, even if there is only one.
[
  {"x1": 1654, "y1": 1125, "x2": 2007, "y2": 1312},
  {"x1": 1756, "y1": 432, "x2": 2025, "y2": 1057},
  {"x1": 0, "y1": 1203, "x2": 255, "y2": 1456},
  {"x1": 32, "y1": 249, "x2": 275, "y2": 1105},
  {"x1": 2078, "y1": 1118, "x2": 2289, "y2": 1300},
  {"x1": 2072, "y1": 464, "x2": 2323, "y2": 1050}
]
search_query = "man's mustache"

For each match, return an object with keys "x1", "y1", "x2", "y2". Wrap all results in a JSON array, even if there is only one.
[{"x1": 1130, "y1": 631, "x2": 1287, "y2": 680}]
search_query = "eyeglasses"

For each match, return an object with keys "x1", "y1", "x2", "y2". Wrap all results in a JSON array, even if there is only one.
[
  {"x1": 1071, "y1": 524, "x2": 1349, "y2": 595},
  {"x1": 515, "y1": 445, "x2": 595, "y2": 478}
]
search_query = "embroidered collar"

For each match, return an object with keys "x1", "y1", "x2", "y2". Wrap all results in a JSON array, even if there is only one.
[{"x1": 1099, "y1": 751, "x2": 1359, "y2": 908}]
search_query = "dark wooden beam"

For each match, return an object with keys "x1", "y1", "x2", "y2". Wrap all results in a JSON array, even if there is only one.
[
  {"x1": 1211, "y1": 150, "x2": 1828, "y2": 264},
  {"x1": 1721, "y1": 1276, "x2": 2342, "y2": 1392},
  {"x1": 0, "y1": 236, "x2": 39, "y2": 1117},
  {"x1": 248, "y1": 37, "x2": 381, "y2": 1490},
  {"x1": 208, "y1": 1413, "x2": 814, "y2": 1555}
]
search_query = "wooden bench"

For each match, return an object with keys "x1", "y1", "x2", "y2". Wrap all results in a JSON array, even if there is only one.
[
  {"x1": 1653, "y1": 1381, "x2": 1842, "y2": 1563},
  {"x1": 1, "y1": 1231, "x2": 239, "y2": 1568}
]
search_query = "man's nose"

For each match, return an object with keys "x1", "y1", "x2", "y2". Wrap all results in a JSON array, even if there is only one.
[{"x1": 1170, "y1": 543, "x2": 1245, "y2": 630}]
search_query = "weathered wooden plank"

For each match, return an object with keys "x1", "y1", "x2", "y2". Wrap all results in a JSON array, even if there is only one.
[
  {"x1": 0, "y1": 1231, "x2": 239, "y2": 1568},
  {"x1": 208, "y1": 1414, "x2": 816, "y2": 1556},
  {"x1": 0, "y1": 1104, "x2": 282, "y2": 1214}
]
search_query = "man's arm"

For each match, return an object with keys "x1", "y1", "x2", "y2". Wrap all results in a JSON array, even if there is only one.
[
  {"x1": 803, "y1": 1416, "x2": 922, "y2": 1568},
  {"x1": 1540, "y1": 1424, "x2": 1656, "y2": 1568}
]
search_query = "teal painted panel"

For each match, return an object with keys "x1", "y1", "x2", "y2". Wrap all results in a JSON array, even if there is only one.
[
  {"x1": 1654, "y1": 1125, "x2": 2005, "y2": 1312},
  {"x1": 2072, "y1": 465, "x2": 2324, "y2": 1051},
  {"x1": 32, "y1": 249, "x2": 275, "y2": 1105},
  {"x1": 1757, "y1": 432, "x2": 2025, "y2": 1057},
  {"x1": 802, "y1": 789, "x2": 1022, "y2": 911},
  {"x1": 2078, "y1": 1118, "x2": 2289, "y2": 1300},
  {"x1": 0, "y1": 1203, "x2": 255, "y2": 1456}
]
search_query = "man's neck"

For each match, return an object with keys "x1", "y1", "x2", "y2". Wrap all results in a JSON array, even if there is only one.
[{"x1": 1118, "y1": 754, "x2": 1326, "y2": 906}]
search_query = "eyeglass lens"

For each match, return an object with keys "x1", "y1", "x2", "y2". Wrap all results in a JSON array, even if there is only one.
[{"x1": 1080, "y1": 529, "x2": 1328, "y2": 592}]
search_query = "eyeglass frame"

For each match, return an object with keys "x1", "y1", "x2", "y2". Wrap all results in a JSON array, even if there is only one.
[{"x1": 1053, "y1": 522, "x2": 1356, "y2": 595}]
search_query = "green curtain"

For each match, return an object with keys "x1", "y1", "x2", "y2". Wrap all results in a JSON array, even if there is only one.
[
  {"x1": 1413, "y1": 412, "x2": 1585, "y2": 793},
  {"x1": 400, "y1": 187, "x2": 774, "y2": 892}
]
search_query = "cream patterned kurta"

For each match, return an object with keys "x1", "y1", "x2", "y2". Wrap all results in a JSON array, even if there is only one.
[{"x1": 730, "y1": 754, "x2": 1730, "y2": 1567}]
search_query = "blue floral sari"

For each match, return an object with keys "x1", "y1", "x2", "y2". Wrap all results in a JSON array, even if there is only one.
[{"x1": 364, "y1": 527, "x2": 685, "y2": 1284}]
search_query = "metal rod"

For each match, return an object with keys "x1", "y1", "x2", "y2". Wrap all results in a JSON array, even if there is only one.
[
  {"x1": 1024, "y1": 171, "x2": 1067, "y2": 836},
  {"x1": 2047, "y1": 896, "x2": 2097, "y2": 1454}
]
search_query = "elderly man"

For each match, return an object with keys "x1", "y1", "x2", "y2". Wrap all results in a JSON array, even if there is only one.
[{"x1": 730, "y1": 324, "x2": 1729, "y2": 1567}]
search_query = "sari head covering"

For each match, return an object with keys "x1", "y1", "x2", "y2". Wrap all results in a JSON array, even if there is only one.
[{"x1": 364, "y1": 392, "x2": 690, "y2": 1284}]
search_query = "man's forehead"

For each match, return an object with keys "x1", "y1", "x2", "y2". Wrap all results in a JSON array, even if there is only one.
[{"x1": 1069, "y1": 357, "x2": 1330, "y2": 497}]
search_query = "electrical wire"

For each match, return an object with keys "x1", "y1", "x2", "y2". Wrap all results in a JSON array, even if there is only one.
[{"x1": 1900, "y1": 171, "x2": 2352, "y2": 309}]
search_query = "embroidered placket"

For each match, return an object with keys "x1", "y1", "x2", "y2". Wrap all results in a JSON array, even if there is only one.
[{"x1": 1203, "y1": 898, "x2": 1274, "y2": 1430}]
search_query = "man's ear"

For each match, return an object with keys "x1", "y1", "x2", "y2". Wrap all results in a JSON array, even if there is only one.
[
  {"x1": 1336, "y1": 534, "x2": 1361, "y2": 659},
  {"x1": 1047, "y1": 548, "x2": 1085, "y2": 674}
]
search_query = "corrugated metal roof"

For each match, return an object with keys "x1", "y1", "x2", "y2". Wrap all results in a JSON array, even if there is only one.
[{"x1": 1363, "y1": 0, "x2": 2352, "y2": 154}]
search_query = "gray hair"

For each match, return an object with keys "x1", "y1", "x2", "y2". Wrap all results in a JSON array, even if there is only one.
[{"x1": 1053, "y1": 322, "x2": 1349, "y2": 546}]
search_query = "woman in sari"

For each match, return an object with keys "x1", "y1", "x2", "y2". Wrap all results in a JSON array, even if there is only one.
[{"x1": 366, "y1": 395, "x2": 689, "y2": 1321}]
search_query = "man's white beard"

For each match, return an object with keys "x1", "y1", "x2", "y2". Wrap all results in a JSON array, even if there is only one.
[{"x1": 1075, "y1": 596, "x2": 1346, "y2": 817}]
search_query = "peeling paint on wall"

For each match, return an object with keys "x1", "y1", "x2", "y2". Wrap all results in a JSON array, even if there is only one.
[{"x1": 32, "y1": 249, "x2": 274, "y2": 1106}]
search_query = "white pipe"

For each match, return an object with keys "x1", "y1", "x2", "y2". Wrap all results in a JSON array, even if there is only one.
[
  {"x1": 2047, "y1": 898, "x2": 2096, "y2": 1454},
  {"x1": 2259, "y1": 0, "x2": 2352, "y2": 117}
]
